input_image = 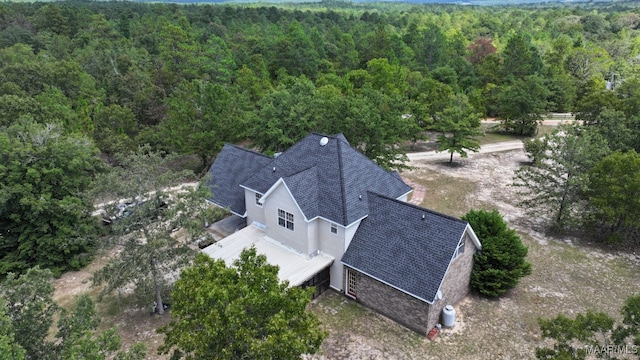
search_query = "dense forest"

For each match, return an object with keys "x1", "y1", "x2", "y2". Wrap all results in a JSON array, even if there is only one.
[{"x1": 2, "y1": 0, "x2": 640, "y2": 277}]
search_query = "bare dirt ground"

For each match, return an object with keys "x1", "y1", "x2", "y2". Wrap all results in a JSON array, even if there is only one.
[
  {"x1": 52, "y1": 145, "x2": 640, "y2": 360},
  {"x1": 307, "y1": 148, "x2": 640, "y2": 360}
]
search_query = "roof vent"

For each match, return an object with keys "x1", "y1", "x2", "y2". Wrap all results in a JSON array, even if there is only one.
[
  {"x1": 320, "y1": 137, "x2": 329, "y2": 146},
  {"x1": 358, "y1": 195, "x2": 362, "y2": 200},
  {"x1": 272, "y1": 167, "x2": 276, "y2": 172},
  {"x1": 422, "y1": 214, "x2": 426, "y2": 220}
]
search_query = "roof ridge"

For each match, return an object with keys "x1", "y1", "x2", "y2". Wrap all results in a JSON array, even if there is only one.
[
  {"x1": 224, "y1": 143, "x2": 272, "y2": 160},
  {"x1": 337, "y1": 137, "x2": 349, "y2": 225},
  {"x1": 367, "y1": 191, "x2": 468, "y2": 225},
  {"x1": 283, "y1": 164, "x2": 317, "y2": 179}
]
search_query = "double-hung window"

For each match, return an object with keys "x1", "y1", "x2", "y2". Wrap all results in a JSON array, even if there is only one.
[{"x1": 278, "y1": 209, "x2": 294, "y2": 231}]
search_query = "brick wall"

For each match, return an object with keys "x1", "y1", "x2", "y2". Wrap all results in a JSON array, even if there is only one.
[
  {"x1": 427, "y1": 233, "x2": 475, "y2": 327},
  {"x1": 343, "y1": 231, "x2": 476, "y2": 334},
  {"x1": 346, "y1": 267, "x2": 432, "y2": 335}
]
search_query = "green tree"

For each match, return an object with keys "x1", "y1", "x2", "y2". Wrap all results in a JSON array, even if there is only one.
[
  {"x1": 587, "y1": 108, "x2": 634, "y2": 152},
  {"x1": 200, "y1": 34, "x2": 236, "y2": 83},
  {"x1": 55, "y1": 295, "x2": 147, "y2": 360},
  {"x1": 462, "y1": 209, "x2": 532, "y2": 298},
  {"x1": 248, "y1": 75, "x2": 317, "y2": 153},
  {"x1": 92, "y1": 103, "x2": 138, "y2": 160},
  {"x1": 343, "y1": 85, "x2": 416, "y2": 170},
  {"x1": 513, "y1": 125, "x2": 611, "y2": 229},
  {"x1": 157, "y1": 19, "x2": 199, "y2": 88},
  {"x1": 496, "y1": 75, "x2": 550, "y2": 135},
  {"x1": 535, "y1": 294, "x2": 640, "y2": 359},
  {"x1": 270, "y1": 21, "x2": 320, "y2": 80},
  {"x1": 0, "y1": 121, "x2": 101, "y2": 276},
  {"x1": 501, "y1": 32, "x2": 543, "y2": 80},
  {"x1": 433, "y1": 94, "x2": 483, "y2": 163},
  {"x1": 158, "y1": 249, "x2": 326, "y2": 360},
  {"x1": 586, "y1": 151, "x2": 640, "y2": 244},
  {"x1": 565, "y1": 45, "x2": 613, "y2": 84},
  {"x1": 1, "y1": 268, "x2": 146, "y2": 360},
  {"x1": 573, "y1": 83, "x2": 621, "y2": 125},
  {"x1": 1, "y1": 267, "x2": 58, "y2": 359},
  {"x1": 162, "y1": 79, "x2": 245, "y2": 172},
  {"x1": 91, "y1": 147, "x2": 224, "y2": 314},
  {"x1": 0, "y1": 299, "x2": 25, "y2": 360}
]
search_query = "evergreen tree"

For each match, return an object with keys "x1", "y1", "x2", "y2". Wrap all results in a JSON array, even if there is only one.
[
  {"x1": 462, "y1": 209, "x2": 531, "y2": 298},
  {"x1": 433, "y1": 94, "x2": 483, "y2": 163}
]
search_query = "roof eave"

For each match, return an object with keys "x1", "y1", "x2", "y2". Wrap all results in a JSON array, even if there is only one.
[
  {"x1": 205, "y1": 199, "x2": 246, "y2": 218},
  {"x1": 341, "y1": 263, "x2": 434, "y2": 304}
]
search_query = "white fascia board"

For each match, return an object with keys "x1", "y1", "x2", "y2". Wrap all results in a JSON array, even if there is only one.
[
  {"x1": 398, "y1": 189, "x2": 414, "y2": 200},
  {"x1": 341, "y1": 264, "x2": 433, "y2": 304},
  {"x1": 242, "y1": 180, "x2": 366, "y2": 228},
  {"x1": 259, "y1": 178, "x2": 311, "y2": 222},
  {"x1": 465, "y1": 224, "x2": 482, "y2": 250},
  {"x1": 432, "y1": 227, "x2": 480, "y2": 303}
]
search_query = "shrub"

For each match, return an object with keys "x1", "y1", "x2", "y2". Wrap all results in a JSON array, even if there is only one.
[{"x1": 462, "y1": 209, "x2": 532, "y2": 297}]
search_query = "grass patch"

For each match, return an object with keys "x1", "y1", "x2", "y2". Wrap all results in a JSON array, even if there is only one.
[
  {"x1": 478, "y1": 124, "x2": 556, "y2": 145},
  {"x1": 404, "y1": 171, "x2": 477, "y2": 217}
]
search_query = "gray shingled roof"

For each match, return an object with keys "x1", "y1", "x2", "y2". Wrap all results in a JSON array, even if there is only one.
[
  {"x1": 206, "y1": 144, "x2": 272, "y2": 216},
  {"x1": 241, "y1": 133, "x2": 412, "y2": 226},
  {"x1": 341, "y1": 192, "x2": 470, "y2": 303}
]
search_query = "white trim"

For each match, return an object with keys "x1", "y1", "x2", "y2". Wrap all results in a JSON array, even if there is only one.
[
  {"x1": 465, "y1": 224, "x2": 482, "y2": 249},
  {"x1": 248, "y1": 178, "x2": 368, "y2": 228},
  {"x1": 341, "y1": 264, "x2": 433, "y2": 304},
  {"x1": 432, "y1": 227, "x2": 482, "y2": 303},
  {"x1": 261, "y1": 178, "x2": 310, "y2": 222},
  {"x1": 397, "y1": 189, "x2": 413, "y2": 201}
]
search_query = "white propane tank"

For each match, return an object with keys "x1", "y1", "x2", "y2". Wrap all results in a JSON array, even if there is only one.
[{"x1": 442, "y1": 305, "x2": 456, "y2": 328}]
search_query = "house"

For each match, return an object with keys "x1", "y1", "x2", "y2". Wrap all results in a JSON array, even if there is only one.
[{"x1": 203, "y1": 133, "x2": 481, "y2": 334}]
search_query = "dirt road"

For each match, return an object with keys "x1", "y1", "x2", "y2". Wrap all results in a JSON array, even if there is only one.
[{"x1": 407, "y1": 140, "x2": 524, "y2": 163}]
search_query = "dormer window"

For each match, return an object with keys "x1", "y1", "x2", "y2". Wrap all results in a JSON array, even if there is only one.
[
  {"x1": 278, "y1": 209, "x2": 294, "y2": 231},
  {"x1": 454, "y1": 236, "x2": 465, "y2": 259},
  {"x1": 255, "y1": 193, "x2": 263, "y2": 207},
  {"x1": 330, "y1": 223, "x2": 338, "y2": 235}
]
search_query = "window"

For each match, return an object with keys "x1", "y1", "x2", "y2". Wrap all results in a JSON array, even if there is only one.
[
  {"x1": 347, "y1": 269, "x2": 357, "y2": 297},
  {"x1": 255, "y1": 193, "x2": 262, "y2": 207},
  {"x1": 454, "y1": 236, "x2": 465, "y2": 259},
  {"x1": 278, "y1": 209, "x2": 294, "y2": 231},
  {"x1": 330, "y1": 223, "x2": 338, "y2": 234}
]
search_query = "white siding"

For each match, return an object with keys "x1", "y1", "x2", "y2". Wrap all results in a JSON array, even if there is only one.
[
  {"x1": 316, "y1": 217, "x2": 349, "y2": 291},
  {"x1": 245, "y1": 189, "x2": 266, "y2": 227},
  {"x1": 263, "y1": 183, "x2": 309, "y2": 254}
]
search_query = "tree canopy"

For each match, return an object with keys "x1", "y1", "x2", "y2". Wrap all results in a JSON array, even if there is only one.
[
  {"x1": 535, "y1": 294, "x2": 640, "y2": 359},
  {"x1": 158, "y1": 249, "x2": 326, "y2": 360},
  {"x1": 0, "y1": 266, "x2": 146, "y2": 360},
  {"x1": 90, "y1": 147, "x2": 226, "y2": 313},
  {"x1": 0, "y1": 121, "x2": 101, "y2": 277}
]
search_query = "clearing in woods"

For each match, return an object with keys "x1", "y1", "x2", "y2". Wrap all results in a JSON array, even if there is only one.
[{"x1": 53, "y1": 145, "x2": 640, "y2": 360}]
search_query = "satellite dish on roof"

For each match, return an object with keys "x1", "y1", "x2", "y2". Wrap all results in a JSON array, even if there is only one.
[{"x1": 320, "y1": 137, "x2": 329, "y2": 146}]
